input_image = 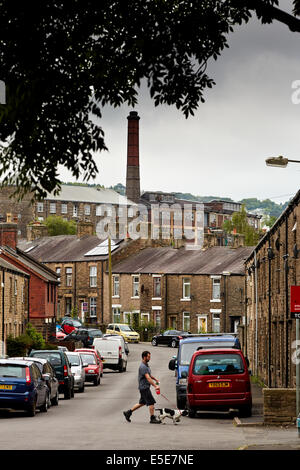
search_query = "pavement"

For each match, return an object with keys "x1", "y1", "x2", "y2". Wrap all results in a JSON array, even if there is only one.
[{"x1": 233, "y1": 382, "x2": 300, "y2": 450}]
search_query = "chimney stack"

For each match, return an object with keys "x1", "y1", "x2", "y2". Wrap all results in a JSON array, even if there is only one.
[
  {"x1": 126, "y1": 111, "x2": 140, "y2": 204},
  {"x1": 0, "y1": 219, "x2": 18, "y2": 250}
]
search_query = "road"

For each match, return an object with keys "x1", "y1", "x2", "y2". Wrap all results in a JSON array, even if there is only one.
[{"x1": 1, "y1": 342, "x2": 300, "y2": 450}]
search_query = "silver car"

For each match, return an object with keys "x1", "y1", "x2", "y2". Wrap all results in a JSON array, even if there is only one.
[{"x1": 66, "y1": 352, "x2": 85, "y2": 393}]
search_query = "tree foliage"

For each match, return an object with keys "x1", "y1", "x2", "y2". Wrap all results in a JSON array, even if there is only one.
[
  {"x1": 45, "y1": 215, "x2": 76, "y2": 236},
  {"x1": 223, "y1": 204, "x2": 262, "y2": 245},
  {"x1": 0, "y1": 1, "x2": 300, "y2": 200}
]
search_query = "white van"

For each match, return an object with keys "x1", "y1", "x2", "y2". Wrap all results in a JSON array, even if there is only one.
[{"x1": 93, "y1": 337, "x2": 127, "y2": 373}]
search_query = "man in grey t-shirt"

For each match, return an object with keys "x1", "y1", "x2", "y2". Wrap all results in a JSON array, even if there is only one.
[{"x1": 123, "y1": 351, "x2": 161, "y2": 424}]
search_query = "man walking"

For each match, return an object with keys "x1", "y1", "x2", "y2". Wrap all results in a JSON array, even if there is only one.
[{"x1": 123, "y1": 350, "x2": 161, "y2": 424}]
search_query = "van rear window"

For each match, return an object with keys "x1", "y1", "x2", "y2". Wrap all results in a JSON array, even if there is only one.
[
  {"x1": 192, "y1": 354, "x2": 244, "y2": 375},
  {"x1": 180, "y1": 341, "x2": 235, "y2": 365}
]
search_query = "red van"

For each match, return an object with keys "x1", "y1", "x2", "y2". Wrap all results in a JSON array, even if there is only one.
[{"x1": 186, "y1": 348, "x2": 252, "y2": 418}]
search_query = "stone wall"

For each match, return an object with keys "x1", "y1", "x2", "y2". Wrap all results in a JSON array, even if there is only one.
[{"x1": 263, "y1": 388, "x2": 296, "y2": 424}]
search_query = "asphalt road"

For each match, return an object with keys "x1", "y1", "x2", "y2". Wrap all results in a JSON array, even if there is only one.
[{"x1": 1, "y1": 342, "x2": 300, "y2": 451}]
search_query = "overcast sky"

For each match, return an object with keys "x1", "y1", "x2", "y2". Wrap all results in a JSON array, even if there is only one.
[{"x1": 59, "y1": 0, "x2": 300, "y2": 205}]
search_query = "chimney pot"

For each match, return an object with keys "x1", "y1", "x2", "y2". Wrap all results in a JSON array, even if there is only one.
[{"x1": 126, "y1": 111, "x2": 141, "y2": 204}]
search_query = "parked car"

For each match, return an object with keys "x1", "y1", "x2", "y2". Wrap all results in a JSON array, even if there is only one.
[
  {"x1": 65, "y1": 352, "x2": 85, "y2": 393},
  {"x1": 75, "y1": 348, "x2": 103, "y2": 385},
  {"x1": 29, "y1": 350, "x2": 75, "y2": 400},
  {"x1": 103, "y1": 333, "x2": 129, "y2": 355},
  {"x1": 168, "y1": 334, "x2": 242, "y2": 409},
  {"x1": 9, "y1": 357, "x2": 59, "y2": 407},
  {"x1": 93, "y1": 337, "x2": 127, "y2": 372},
  {"x1": 106, "y1": 323, "x2": 139, "y2": 343},
  {"x1": 60, "y1": 317, "x2": 83, "y2": 334},
  {"x1": 0, "y1": 359, "x2": 49, "y2": 416},
  {"x1": 86, "y1": 329, "x2": 104, "y2": 341},
  {"x1": 56, "y1": 330, "x2": 67, "y2": 340},
  {"x1": 151, "y1": 330, "x2": 192, "y2": 348},
  {"x1": 62, "y1": 328, "x2": 93, "y2": 348},
  {"x1": 186, "y1": 348, "x2": 252, "y2": 418}
]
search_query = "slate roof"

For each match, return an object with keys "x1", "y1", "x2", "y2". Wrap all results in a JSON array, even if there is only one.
[
  {"x1": 111, "y1": 246, "x2": 253, "y2": 275},
  {"x1": 0, "y1": 257, "x2": 29, "y2": 277},
  {"x1": 45, "y1": 185, "x2": 136, "y2": 206},
  {"x1": 17, "y1": 235, "x2": 126, "y2": 263}
]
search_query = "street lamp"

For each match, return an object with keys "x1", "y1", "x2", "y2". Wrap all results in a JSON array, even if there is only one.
[{"x1": 265, "y1": 155, "x2": 300, "y2": 168}]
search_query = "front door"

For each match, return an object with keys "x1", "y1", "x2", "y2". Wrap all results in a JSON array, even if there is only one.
[
  {"x1": 198, "y1": 316, "x2": 207, "y2": 333},
  {"x1": 169, "y1": 316, "x2": 177, "y2": 329}
]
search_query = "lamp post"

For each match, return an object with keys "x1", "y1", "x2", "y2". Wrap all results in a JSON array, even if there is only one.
[
  {"x1": 265, "y1": 156, "x2": 300, "y2": 427},
  {"x1": 265, "y1": 155, "x2": 300, "y2": 167}
]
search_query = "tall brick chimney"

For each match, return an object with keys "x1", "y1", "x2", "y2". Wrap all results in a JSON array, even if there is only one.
[
  {"x1": 0, "y1": 216, "x2": 18, "y2": 250},
  {"x1": 126, "y1": 111, "x2": 141, "y2": 204}
]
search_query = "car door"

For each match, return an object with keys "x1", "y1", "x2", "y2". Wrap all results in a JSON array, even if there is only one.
[
  {"x1": 32, "y1": 364, "x2": 46, "y2": 406},
  {"x1": 160, "y1": 330, "x2": 170, "y2": 345}
]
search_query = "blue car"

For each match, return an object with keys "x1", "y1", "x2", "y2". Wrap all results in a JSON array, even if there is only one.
[
  {"x1": 168, "y1": 334, "x2": 241, "y2": 409},
  {"x1": 0, "y1": 359, "x2": 49, "y2": 416}
]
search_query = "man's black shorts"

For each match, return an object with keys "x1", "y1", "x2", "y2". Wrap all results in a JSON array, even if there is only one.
[{"x1": 139, "y1": 388, "x2": 156, "y2": 406}]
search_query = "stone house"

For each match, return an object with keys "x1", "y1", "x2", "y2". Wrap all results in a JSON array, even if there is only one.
[
  {"x1": 245, "y1": 189, "x2": 300, "y2": 389},
  {"x1": 103, "y1": 245, "x2": 253, "y2": 332},
  {"x1": 0, "y1": 257, "x2": 29, "y2": 350},
  {"x1": 0, "y1": 221, "x2": 59, "y2": 340}
]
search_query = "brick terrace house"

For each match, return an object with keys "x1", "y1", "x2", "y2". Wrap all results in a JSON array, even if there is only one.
[
  {"x1": 0, "y1": 221, "x2": 59, "y2": 339},
  {"x1": 0, "y1": 257, "x2": 29, "y2": 349},
  {"x1": 245, "y1": 188, "x2": 300, "y2": 389},
  {"x1": 103, "y1": 245, "x2": 253, "y2": 332},
  {"x1": 18, "y1": 223, "x2": 167, "y2": 326}
]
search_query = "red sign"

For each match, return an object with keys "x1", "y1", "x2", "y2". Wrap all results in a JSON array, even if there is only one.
[{"x1": 291, "y1": 286, "x2": 300, "y2": 319}]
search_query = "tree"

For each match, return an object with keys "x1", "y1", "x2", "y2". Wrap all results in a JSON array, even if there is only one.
[
  {"x1": 223, "y1": 204, "x2": 262, "y2": 245},
  {"x1": 45, "y1": 215, "x2": 76, "y2": 236},
  {"x1": 1, "y1": 1, "x2": 300, "y2": 200}
]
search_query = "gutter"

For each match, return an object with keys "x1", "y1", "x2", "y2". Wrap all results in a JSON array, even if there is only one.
[{"x1": 254, "y1": 250, "x2": 258, "y2": 377}]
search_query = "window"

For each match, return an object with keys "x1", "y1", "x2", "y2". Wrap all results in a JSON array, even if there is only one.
[
  {"x1": 50, "y1": 203, "x2": 56, "y2": 214},
  {"x1": 65, "y1": 298, "x2": 72, "y2": 315},
  {"x1": 37, "y1": 202, "x2": 44, "y2": 213},
  {"x1": 113, "y1": 275, "x2": 120, "y2": 297},
  {"x1": 153, "y1": 276, "x2": 161, "y2": 298},
  {"x1": 128, "y1": 207, "x2": 134, "y2": 218},
  {"x1": 56, "y1": 267, "x2": 61, "y2": 282},
  {"x1": 155, "y1": 312, "x2": 161, "y2": 327},
  {"x1": 212, "y1": 278, "x2": 221, "y2": 300},
  {"x1": 66, "y1": 267, "x2": 72, "y2": 287},
  {"x1": 89, "y1": 266, "x2": 97, "y2": 287},
  {"x1": 132, "y1": 276, "x2": 139, "y2": 297},
  {"x1": 212, "y1": 314, "x2": 221, "y2": 333},
  {"x1": 61, "y1": 203, "x2": 68, "y2": 214},
  {"x1": 141, "y1": 313, "x2": 150, "y2": 323},
  {"x1": 90, "y1": 298, "x2": 97, "y2": 318},
  {"x1": 96, "y1": 205, "x2": 102, "y2": 216},
  {"x1": 85, "y1": 205, "x2": 91, "y2": 216},
  {"x1": 73, "y1": 205, "x2": 78, "y2": 217},
  {"x1": 37, "y1": 217, "x2": 44, "y2": 221},
  {"x1": 183, "y1": 312, "x2": 190, "y2": 331},
  {"x1": 112, "y1": 307, "x2": 121, "y2": 323},
  {"x1": 123, "y1": 312, "x2": 131, "y2": 324},
  {"x1": 182, "y1": 278, "x2": 191, "y2": 299},
  {"x1": 14, "y1": 279, "x2": 17, "y2": 296}
]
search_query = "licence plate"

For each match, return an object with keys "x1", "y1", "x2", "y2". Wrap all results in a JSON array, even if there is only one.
[
  {"x1": 0, "y1": 385, "x2": 13, "y2": 390},
  {"x1": 208, "y1": 382, "x2": 230, "y2": 388}
]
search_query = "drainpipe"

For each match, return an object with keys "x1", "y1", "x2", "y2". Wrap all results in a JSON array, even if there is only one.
[
  {"x1": 164, "y1": 274, "x2": 168, "y2": 330},
  {"x1": 244, "y1": 275, "x2": 247, "y2": 358},
  {"x1": 254, "y1": 250, "x2": 258, "y2": 377},
  {"x1": 101, "y1": 262, "x2": 104, "y2": 324},
  {"x1": 268, "y1": 237, "x2": 272, "y2": 388},
  {"x1": 285, "y1": 216, "x2": 289, "y2": 388},
  {"x1": 1, "y1": 268, "x2": 5, "y2": 355}
]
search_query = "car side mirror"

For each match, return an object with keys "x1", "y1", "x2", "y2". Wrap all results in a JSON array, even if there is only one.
[
  {"x1": 168, "y1": 359, "x2": 176, "y2": 371},
  {"x1": 245, "y1": 357, "x2": 250, "y2": 368},
  {"x1": 42, "y1": 373, "x2": 50, "y2": 381},
  {"x1": 83, "y1": 363, "x2": 88, "y2": 368},
  {"x1": 181, "y1": 371, "x2": 187, "y2": 378},
  {"x1": 248, "y1": 369, "x2": 252, "y2": 376}
]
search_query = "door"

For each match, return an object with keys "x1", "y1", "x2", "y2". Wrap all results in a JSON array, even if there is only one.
[
  {"x1": 169, "y1": 316, "x2": 177, "y2": 329},
  {"x1": 198, "y1": 316, "x2": 207, "y2": 333}
]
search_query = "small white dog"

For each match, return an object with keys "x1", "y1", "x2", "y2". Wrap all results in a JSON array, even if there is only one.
[{"x1": 155, "y1": 408, "x2": 188, "y2": 424}]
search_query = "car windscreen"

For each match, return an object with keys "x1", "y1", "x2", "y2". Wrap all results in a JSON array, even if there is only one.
[
  {"x1": 72, "y1": 320, "x2": 82, "y2": 327},
  {"x1": 80, "y1": 354, "x2": 96, "y2": 365},
  {"x1": 31, "y1": 352, "x2": 62, "y2": 366},
  {"x1": 0, "y1": 364, "x2": 26, "y2": 378},
  {"x1": 120, "y1": 325, "x2": 133, "y2": 332},
  {"x1": 67, "y1": 355, "x2": 81, "y2": 366},
  {"x1": 89, "y1": 330, "x2": 103, "y2": 337},
  {"x1": 192, "y1": 354, "x2": 245, "y2": 375},
  {"x1": 179, "y1": 341, "x2": 235, "y2": 365}
]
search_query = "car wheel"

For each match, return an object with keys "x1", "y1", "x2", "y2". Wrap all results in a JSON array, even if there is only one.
[
  {"x1": 64, "y1": 384, "x2": 71, "y2": 400},
  {"x1": 26, "y1": 399, "x2": 37, "y2": 417},
  {"x1": 51, "y1": 390, "x2": 59, "y2": 406},
  {"x1": 239, "y1": 405, "x2": 252, "y2": 418},
  {"x1": 79, "y1": 383, "x2": 85, "y2": 393},
  {"x1": 40, "y1": 394, "x2": 49, "y2": 413},
  {"x1": 71, "y1": 385, "x2": 75, "y2": 398},
  {"x1": 171, "y1": 339, "x2": 177, "y2": 348},
  {"x1": 151, "y1": 338, "x2": 157, "y2": 346},
  {"x1": 123, "y1": 363, "x2": 127, "y2": 372},
  {"x1": 93, "y1": 377, "x2": 99, "y2": 386},
  {"x1": 177, "y1": 397, "x2": 186, "y2": 410},
  {"x1": 188, "y1": 407, "x2": 196, "y2": 418}
]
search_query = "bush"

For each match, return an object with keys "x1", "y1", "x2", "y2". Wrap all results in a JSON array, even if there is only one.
[
  {"x1": 6, "y1": 334, "x2": 32, "y2": 357},
  {"x1": 25, "y1": 323, "x2": 46, "y2": 350}
]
